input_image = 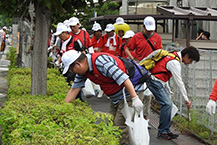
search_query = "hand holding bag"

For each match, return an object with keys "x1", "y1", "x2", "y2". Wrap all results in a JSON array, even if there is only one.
[{"x1": 121, "y1": 88, "x2": 150, "y2": 145}]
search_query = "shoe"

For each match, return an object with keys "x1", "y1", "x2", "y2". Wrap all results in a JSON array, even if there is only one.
[
  {"x1": 168, "y1": 132, "x2": 179, "y2": 139},
  {"x1": 157, "y1": 132, "x2": 171, "y2": 140}
]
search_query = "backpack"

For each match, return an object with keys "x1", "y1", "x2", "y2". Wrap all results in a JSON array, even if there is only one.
[
  {"x1": 139, "y1": 49, "x2": 180, "y2": 70},
  {"x1": 118, "y1": 57, "x2": 149, "y2": 85}
]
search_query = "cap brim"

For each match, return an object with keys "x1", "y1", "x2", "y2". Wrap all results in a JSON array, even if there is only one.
[
  {"x1": 122, "y1": 36, "x2": 129, "y2": 39},
  {"x1": 146, "y1": 25, "x2": 156, "y2": 31},
  {"x1": 69, "y1": 23, "x2": 81, "y2": 27},
  {"x1": 105, "y1": 29, "x2": 113, "y2": 32},
  {"x1": 117, "y1": 22, "x2": 124, "y2": 25},
  {"x1": 93, "y1": 28, "x2": 102, "y2": 31},
  {"x1": 53, "y1": 31, "x2": 62, "y2": 36},
  {"x1": 62, "y1": 65, "x2": 69, "y2": 74}
]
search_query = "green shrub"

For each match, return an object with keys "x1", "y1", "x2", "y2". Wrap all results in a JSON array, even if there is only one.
[
  {"x1": 7, "y1": 68, "x2": 69, "y2": 98},
  {"x1": 6, "y1": 47, "x2": 17, "y2": 70},
  {"x1": 1, "y1": 68, "x2": 121, "y2": 144},
  {"x1": 173, "y1": 112, "x2": 217, "y2": 144}
]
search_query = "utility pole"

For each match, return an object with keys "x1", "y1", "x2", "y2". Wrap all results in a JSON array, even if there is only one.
[{"x1": 122, "y1": 0, "x2": 128, "y2": 15}]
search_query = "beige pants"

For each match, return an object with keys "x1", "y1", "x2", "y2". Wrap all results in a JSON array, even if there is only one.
[
  {"x1": 143, "y1": 95, "x2": 152, "y2": 117},
  {"x1": 109, "y1": 92, "x2": 144, "y2": 145}
]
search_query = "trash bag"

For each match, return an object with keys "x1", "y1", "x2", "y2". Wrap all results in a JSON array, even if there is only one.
[
  {"x1": 121, "y1": 88, "x2": 150, "y2": 145},
  {"x1": 82, "y1": 79, "x2": 96, "y2": 98},
  {"x1": 171, "y1": 103, "x2": 178, "y2": 120}
]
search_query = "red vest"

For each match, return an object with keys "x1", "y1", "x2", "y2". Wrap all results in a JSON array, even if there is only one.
[
  {"x1": 61, "y1": 36, "x2": 78, "y2": 54},
  {"x1": 150, "y1": 52, "x2": 180, "y2": 82},
  {"x1": 85, "y1": 53, "x2": 127, "y2": 95}
]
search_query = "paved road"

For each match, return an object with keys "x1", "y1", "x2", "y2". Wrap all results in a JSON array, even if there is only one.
[
  {"x1": 86, "y1": 96, "x2": 177, "y2": 145},
  {"x1": 86, "y1": 94, "x2": 207, "y2": 145}
]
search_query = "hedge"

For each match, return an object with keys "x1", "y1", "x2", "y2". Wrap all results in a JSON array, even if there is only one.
[{"x1": 0, "y1": 67, "x2": 121, "y2": 144}]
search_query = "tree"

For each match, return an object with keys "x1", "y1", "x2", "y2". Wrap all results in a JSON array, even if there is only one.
[
  {"x1": 0, "y1": 15, "x2": 12, "y2": 28},
  {"x1": 80, "y1": 0, "x2": 120, "y2": 31},
  {"x1": 0, "y1": 0, "x2": 90, "y2": 95}
]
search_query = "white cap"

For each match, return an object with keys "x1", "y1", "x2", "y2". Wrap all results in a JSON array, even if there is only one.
[
  {"x1": 92, "y1": 23, "x2": 102, "y2": 31},
  {"x1": 63, "y1": 20, "x2": 69, "y2": 27},
  {"x1": 57, "y1": 22, "x2": 64, "y2": 27},
  {"x1": 3, "y1": 26, "x2": 7, "y2": 30},
  {"x1": 116, "y1": 17, "x2": 124, "y2": 25},
  {"x1": 63, "y1": 20, "x2": 71, "y2": 32},
  {"x1": 61, "y1": 50, "x2": 82, "y2": 74},
  {"x1": 68, "y1": 17, "x2": 80, "y2": 27},
  {"x1": 122, "y1": 30, "x2": 135, "y2": 39},
  {"x1": 53, "y1": 25, "x2": 68, "y2": 36},
  {"x1": 144, "y1": 16, "x2": 156, "y2": 31},
  {"x1": 104, "y1": 24, "x2": 114, "y2": 32}
]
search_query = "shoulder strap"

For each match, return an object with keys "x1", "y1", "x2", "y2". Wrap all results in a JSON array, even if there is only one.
[
  {"x1": 120, "y1": 43, "x2": 125, "y2": 57},
  {"x1": 83, "y1": 30, "x2": 86, "y2": 48},
  {"x1": 142, "y1": 31, "x2": 155, "y2": 51},
  {"x1": 66, "y1": 36, "x2": 73, "y2": 47},
  {"x1": 167, "y1": 53, "x2": 180, "y2": 62}
]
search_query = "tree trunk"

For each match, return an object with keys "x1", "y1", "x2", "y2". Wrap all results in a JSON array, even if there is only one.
[{"x1": 31, "y1": 2, "x2": 50, "y2": 95}]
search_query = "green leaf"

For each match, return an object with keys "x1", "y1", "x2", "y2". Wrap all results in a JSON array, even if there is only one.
[{"x1": 60, "y1": 0, "x2": 65, "y2": 4}]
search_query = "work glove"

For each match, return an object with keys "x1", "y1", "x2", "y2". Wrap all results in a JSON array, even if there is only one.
[
  {"x1": 54, "y1": 60, "x2": 60, "y2": 67},
  {"x1": 132, "y1": 96, "x2": 143, "y2": 113},
  {"x1": 206, "y1": 99, "x2": 216, "y2": 116}
]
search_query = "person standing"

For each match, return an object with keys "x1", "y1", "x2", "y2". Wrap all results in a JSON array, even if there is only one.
[
  {"x1": 126, "y1": 16, "x2": 163, "y2": 61},
  {"x1": 126, "y1": 16, "x2": 163, "y2": 120},
  {"x1": 117, "y1": 30, "x2": 135, "y2": 59},
  {"x1": 53, "y1": 24, "x2": 84, "y2": 64},
  {"x1": 91, "y1": 23, "x2": 104, "y2": 53},
  {"x1": 61, "y1": 50, "x2": 144, "y2": 145},
  {"x1": 206, "y1": 79, "x2": 217, "y2": 116},
  {"x1": 68, "y1": 17, "x2": 92, "y2": 53},
  {"x1": 144, "y1": 46, "x2": 200, "y2": 140},
  {"x1": 102, "y1": 24, "x2": 122, "y2": 55},
  {"x1": 0, "y1": 26, "x2": 7, "y2": 52},
  {"x1": 114, "y1": 17, "x2": 130, "y2": 38},
  {"x1": 53, "y1": 23, "x2": 83, "y2": 83}
]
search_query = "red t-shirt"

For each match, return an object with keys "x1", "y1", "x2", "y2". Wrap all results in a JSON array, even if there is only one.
[
  {"x1": 209, "y1": 79, "x2": 217, "y2": 102},
  {"x1": 117, "y1": 43, "x2": 136, "y2": 59},
  {"x1": 70, "y1": 29, "x2": 92, "y2": 49},
  {"x1": 102, "y1": 34, "x2": 122, "y2": 55},
  {"x1": 91, "y1": 35, "x2": 104, "y2": 53},
  {"x1": 127, "y1": 32, "x2": 163, "y2": 61}
]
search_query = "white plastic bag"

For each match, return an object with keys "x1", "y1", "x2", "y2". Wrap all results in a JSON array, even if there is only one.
[
  {"x1": 171, "y1": 103, "x2": 178, "y2": 120},
  {"x1": 125, "y1": 111, "x2": 150, "y2": 145},
  {"x1": 82, "y1": 79, "x2": 96, "y2": 97},
  {"x1": 121, "y1": 88, "x2": 150, "y2": 145}
]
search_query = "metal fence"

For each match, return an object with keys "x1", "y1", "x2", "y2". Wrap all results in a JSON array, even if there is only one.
[{"x1": 168, "y1": 46, "x2": 217, "y2": 134}]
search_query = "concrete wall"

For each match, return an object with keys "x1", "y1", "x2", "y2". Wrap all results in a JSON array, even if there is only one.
[{"x1": 120, "y1": 2, "x2": 166, "y2": 33}]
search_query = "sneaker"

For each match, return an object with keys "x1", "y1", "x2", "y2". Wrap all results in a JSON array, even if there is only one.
[
  {"x1": 157, "y1": 132, "x2": 171, "y2": 140},
  {"x1": 168, "y1": 132, "x2": 179, "y2": 139}
]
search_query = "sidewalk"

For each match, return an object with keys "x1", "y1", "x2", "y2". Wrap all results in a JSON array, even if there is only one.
[
  {"x1": 86, "y1": 95, "x2": 207, "y2": 145},
  {"x1": 0, "y1": 45, "x2": 10, "y2": 108}
]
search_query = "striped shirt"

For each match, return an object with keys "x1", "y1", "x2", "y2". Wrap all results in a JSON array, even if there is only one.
[{"x1": 72, "y1": 54, "x2": 144, "y2": 104}]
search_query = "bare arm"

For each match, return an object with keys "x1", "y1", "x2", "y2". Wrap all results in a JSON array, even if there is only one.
[
  {"x1": 65, "y1": 87, "x2": 81, "y2": 103},
  {"x1": 196, "y1": 32, "x2": 203, "y2": 40},
  {"x1": 123, "y1": 78, "x2": 137, "y2": 98},
  {"x1": 125, "y1": 47, "x2": 134, "y2": 60}
]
